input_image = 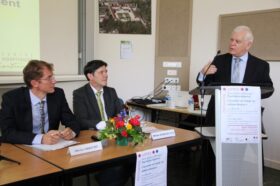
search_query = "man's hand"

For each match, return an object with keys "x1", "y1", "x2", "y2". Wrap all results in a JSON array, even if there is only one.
[
  {"x1": 201, "y1": 61, "x2": 217, "y2": 76},
  {"x1": 41, "y1": 130, "x2": 61, "y2": 144},
  {"x1": 60, "y1": 127, "x2": 75, "y2": 140}
]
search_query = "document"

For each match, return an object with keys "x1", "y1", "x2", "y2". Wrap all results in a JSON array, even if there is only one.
[
  {"x1": 220, "y1": 86, "x2": 261, "y2": 144},
  {"x1": 135, "y1": 146, "x2": 167, "y2": 186},
  {"x1": 120, "y1": 40, "x2": 133, "y2": 59},
  {"x1": 142, "y1": 126, "x2": 162, "y2": 134},
  {"x1": 28, "y1": 139, "x2": 79, "y2": 151}
]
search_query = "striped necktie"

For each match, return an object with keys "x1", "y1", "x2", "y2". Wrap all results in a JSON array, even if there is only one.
[
  {"x1": 96, "y1": 91, "x2": 106, "y2": 121},
  {"x1": 39, "y1": 101, "x2": 46, "y2": 133},
  {"x1": 232, "y1": 58, "x2": 241, "y2": 83}
]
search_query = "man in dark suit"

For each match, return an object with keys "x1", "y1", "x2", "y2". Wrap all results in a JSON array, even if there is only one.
[
  {"x1": 73, "y1": 60, "x2": 122, "y2": 130},
  {"x1": 73, "y1": 60, "x2": 129, "y2": 186},
  {"x1": 197, "y1": 25, "x2": 274, "y2": 186},
  {"x1": 0, "y1": 60, "x2": 80, "y2": 145},
  {"x1": 197, "y1": 25, "x2": 274, "y2": 126}
]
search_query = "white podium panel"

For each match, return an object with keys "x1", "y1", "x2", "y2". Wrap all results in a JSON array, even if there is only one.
[
  {"x1": 216, "y1": 86, "x2": 262, "y2": 186},
  {"x1": 221, "y1": 143, "x2": 262, "y2": 185}
]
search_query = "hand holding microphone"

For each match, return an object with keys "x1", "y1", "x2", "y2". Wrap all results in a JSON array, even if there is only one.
[
  {"x1": 201, "y1": 61, "x2": 217, "y2": 76},
  {"x1": 202, "y1": 50, "x2": 221, "y2": 79}
]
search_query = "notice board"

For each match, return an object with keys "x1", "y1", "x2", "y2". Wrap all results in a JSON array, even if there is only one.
[{"x1": 218, "y1": 8, "x2": 280, "y2": 61}]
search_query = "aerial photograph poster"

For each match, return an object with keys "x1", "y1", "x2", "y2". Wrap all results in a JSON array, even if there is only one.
[{"x1": 99, "y1": 0, "x2": 151, "y2": 34}]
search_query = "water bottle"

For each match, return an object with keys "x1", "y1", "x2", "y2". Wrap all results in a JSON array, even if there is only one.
[
  {"x1": 188, "y1": 97, "x2": 194, "y2": 111},
  {"x1": 165, "y1": 94, "x2": 171, "y2": 107},
  {"x1": 166, "y1": 94, "x2": 175, "y2": 108}
]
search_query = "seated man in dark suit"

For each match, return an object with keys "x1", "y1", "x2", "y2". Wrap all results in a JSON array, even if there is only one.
[
  {"x1": 73, "y1": 60, "x2": 123, "y2": 130},
  {"x1": 73, "y1": 60, "x2": 130, "y2": 186},
  {"x1": 0, "y1": 60, "x2": 80, "y2": 145}
]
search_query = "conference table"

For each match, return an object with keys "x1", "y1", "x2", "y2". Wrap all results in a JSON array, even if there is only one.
[
  {"x1": 127, "y1": 100, "x2": 206, "y2": 127},
  {"x1": 2, "y1": 123, "x2": 200, "y2": 185},
  {"x1": 0, "y1": 143, "x2": 61, "y2": 185}
]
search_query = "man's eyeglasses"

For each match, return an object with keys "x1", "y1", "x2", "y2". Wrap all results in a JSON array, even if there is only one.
[{"x1": 39, "y1": 76, "x2": 56, "y2": 82}]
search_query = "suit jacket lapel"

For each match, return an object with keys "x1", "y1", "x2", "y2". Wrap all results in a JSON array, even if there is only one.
[
  {"x1": 103, "y1": 87, "x2": 110, "y2": 116},
  {"x1": 24, "y1": 88, "x2": 33, "y2": 131},
  {"x1": 243, "y1": 54, "x2": 254, "y2": 83},
  {"x1": 224, "y1": 54, "x2": 233, "y2": 83},
  {"x1": 46, "y1": 92, "x2": 56, "y2": 128},
  {"x1": 86, "y1": 84, "x2": 101, "y2": 118}
]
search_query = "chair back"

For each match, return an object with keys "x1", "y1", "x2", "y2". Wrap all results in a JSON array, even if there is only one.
[{"x1": 261, "y1": 107, "x2": 266, "y2": 134}]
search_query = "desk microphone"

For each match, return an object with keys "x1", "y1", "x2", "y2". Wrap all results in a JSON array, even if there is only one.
[
  {"x1": 143, "y1": 79, "x2": 172, "y2": 100},
  {"x1": 153, "y1": 79, "x2": 172, "y2": 99},
  {"x1": 143, "y1": 79, "x2": 166, "y2": 100}
]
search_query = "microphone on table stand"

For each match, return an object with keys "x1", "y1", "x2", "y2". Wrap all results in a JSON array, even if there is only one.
[
  {"x1": 131, "y1": 80, "x2": 172, "y2": 105},
  {"x1": 140, "y1": 79, "x2": 166, "y2": 100},
  {"x1": 152, "y1": 79, "x2": 173, "y2": 100}
]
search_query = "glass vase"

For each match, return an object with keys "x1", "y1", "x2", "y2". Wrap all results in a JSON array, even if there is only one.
[{"x1": 116, "y1": 137, "x2": 128, "y2": 146}]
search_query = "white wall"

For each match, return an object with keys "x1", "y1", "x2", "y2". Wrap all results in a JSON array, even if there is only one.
[
  {"x1": 56, "y1": 81, "x2": 87, "y2": 110},
  {"x1": 93, "y1": 0, "x2": 157, "y2": 102},
  {"x1": 262, "y1": 62, "x2": 280, "y2": 169},
  {"x1": 190, "y1": 0, "x2": 280, "y2": 169}
]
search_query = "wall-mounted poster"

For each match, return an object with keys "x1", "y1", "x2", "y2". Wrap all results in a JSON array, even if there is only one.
[{"x1": 99, "y1": 0, "x2": 151, "y2": 34}]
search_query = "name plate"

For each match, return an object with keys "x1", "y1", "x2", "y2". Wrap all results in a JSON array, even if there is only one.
[
  {"x1": 68, "y1": 141, "x2": 102, "y2": 156},
  {"x1": 151, "y1": 129, "x2": 176, "y2": 140}
]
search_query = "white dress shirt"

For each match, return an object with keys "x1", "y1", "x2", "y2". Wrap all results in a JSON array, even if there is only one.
[
  {"x1": 90, "y1": 85, "x2": 108, "y2": 130},
  {"x1": 30, "y1": 90, "x2": 49, "y2": 144},
  {"x1": 197, "y1": 52, "x2": 248, "y2": 83}
]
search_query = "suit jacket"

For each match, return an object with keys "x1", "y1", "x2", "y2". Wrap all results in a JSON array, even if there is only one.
[
  {"x1": 0, "y1": 87, "x2": 80, "y2": 144},
  {"x1": 73, "y1": 84, "x2": 122, "y2": 130},
  {"x1": 197, "y1": 53, "x2": 274, "y2": 126}
]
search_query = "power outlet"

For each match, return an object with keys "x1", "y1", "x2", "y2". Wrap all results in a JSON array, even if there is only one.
[
  {"x1": 162, "y1": 84, "x2": 181, "y2": 91},
  {"x1": 165, "y1": 77, "x2": 179, "y2": 84}
]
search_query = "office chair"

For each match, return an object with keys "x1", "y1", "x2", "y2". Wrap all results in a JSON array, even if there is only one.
[{"x1": 178, "y1": 115, "x2": 206, "y2": 131}]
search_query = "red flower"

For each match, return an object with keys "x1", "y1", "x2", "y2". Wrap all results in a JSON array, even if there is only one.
[
  {"x1": 121, "y1": 130, "x2": 128, "y2": 137},
  {"x1": 129, "y1": 117, "x2": 140, "y2": 126},
  {"x1": 135, "y1": 115, "x2": 141, "y2": 120},
  {"x1": 114, "y1": 116, "x2": 122, "y2": 122},
  {"x1": 116, "y1": 120, "x2": 125, "y2": 128}
]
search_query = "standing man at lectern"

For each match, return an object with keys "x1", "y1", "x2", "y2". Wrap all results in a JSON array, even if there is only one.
[
  {"x1": 197, "y1": 25, "x2": 274, "y2": 126},
  {"x1": 196, "y1": 25, "x2": 274, "y2": 185}
]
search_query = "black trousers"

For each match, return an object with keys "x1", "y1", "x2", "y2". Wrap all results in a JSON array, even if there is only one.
[
  {"x1": 201, "y1": 139, "x2": 215, "y2": 186},
  {"x1": 95, "y1": 161, "x2": 134, "y2": 186}
]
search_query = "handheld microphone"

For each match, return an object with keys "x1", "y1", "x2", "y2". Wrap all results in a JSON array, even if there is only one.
[{"x1": 202, "y1": 50, "x2": 221, "y2": 83}]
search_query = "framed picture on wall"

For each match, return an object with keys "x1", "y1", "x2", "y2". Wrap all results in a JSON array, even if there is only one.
[{"x1": 99, "y1": 0, "x2": 151, "y2": 34}]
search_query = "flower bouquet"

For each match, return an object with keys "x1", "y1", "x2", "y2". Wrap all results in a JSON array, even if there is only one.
[{"x1": 98, "y1": 114, "x2": 146, "y2": 146}]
